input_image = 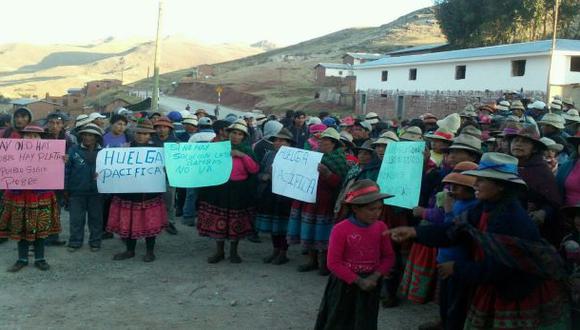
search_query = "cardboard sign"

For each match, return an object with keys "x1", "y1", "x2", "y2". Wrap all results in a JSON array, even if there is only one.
[
  {"x1": 96, "y1": 147, "x2": 166, "y2": 193},
  {"x1": 272, "y1": 146, "x2": 324, "y2": 203},
  {"x1": 377, "y1": 141, "x2": 425, "y2": 209},
  {"x1": 164, "y1": 141, "x2": 233, "y2": 188},
  {"x1": 0, "y1": 139, "x2": 66, "y2": 190}
]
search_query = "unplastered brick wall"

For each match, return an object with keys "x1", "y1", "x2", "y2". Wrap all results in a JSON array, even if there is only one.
[{"x1": 355, "y1": 89, "x2": 546, "y2": 120}]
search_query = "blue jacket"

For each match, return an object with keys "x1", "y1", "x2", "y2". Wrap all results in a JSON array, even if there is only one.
[
  {"x1": 556, "y1": 156, "x2": 578, "y2": 198},
  {"x1": 65, "y1": 144, "x2": 102, "y2": 195},
  {"x1": 437, "y1": 198, "x2": 479, "y2": 263}
]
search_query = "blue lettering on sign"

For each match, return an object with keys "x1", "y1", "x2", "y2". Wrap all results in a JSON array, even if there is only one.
[
  {"x1": 103, "y1": 149, "x2": 163, "y2": 166},
  {"x1": 99, "y1": 166, "x2": 163, "y2": 183}
]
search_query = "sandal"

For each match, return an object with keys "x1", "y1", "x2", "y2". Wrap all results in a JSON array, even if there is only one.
[
  {"x1": 113, "y1": 251, "x2": 135, "y2": 261},
  {"x1": 7, "y1": 260, "x2": 28, "y2": 273}
]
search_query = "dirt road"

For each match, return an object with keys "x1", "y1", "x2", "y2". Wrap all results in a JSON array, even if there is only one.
[{"x1": 0, "y1": 212, "x2": 436, "y2": 329}]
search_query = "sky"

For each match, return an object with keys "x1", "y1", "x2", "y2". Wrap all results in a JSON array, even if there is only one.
[{"x1": 1, "y1": 0, "x2": 434, "y2": 46}]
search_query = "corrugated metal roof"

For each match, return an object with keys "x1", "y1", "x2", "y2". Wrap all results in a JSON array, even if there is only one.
[
  {"x1": 343, "y1": 52, "x2": 384, "y2": 60},
  {"x1": 386, "y1": 42, "x2": 448, "y2": 55},
  {"x1": 356, "y1": 39, "x2": 580, "y2": 69},
  {"x1": 315, "y1": 63, "x2": 352, "y2": 70}
]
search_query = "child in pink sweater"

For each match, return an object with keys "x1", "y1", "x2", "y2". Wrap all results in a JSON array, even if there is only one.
[{"x1": 315, "y1": 179, "x2": 395, "y2": 330}]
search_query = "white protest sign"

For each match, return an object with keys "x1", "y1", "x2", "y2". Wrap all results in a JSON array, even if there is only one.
[
  {"x1": 96, "y1": 147, "x2": 167, "y2": 193},
  {"x1": 272, "y1": 146, "x2": 324, "y2": 203}
]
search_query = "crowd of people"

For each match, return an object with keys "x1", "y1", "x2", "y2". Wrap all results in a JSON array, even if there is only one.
[{"x1": 0, "y1": 92, "x2": 579, "y2": 329}]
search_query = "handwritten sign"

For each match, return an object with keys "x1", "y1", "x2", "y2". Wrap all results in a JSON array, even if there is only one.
[
  {"x1": 377, "y1": 141, "x2": 425, "y2": 209},
  {"x1": 272, "y1": 146, "x2": 324, "y2": 203},
  {"x1": 164, "y1": 142, "x2": 233, "y2": 188},
  {"x1": 0, "y1": 139, "x2": 65, "y2": 190},
  {"x1": 96, "y1": 147, "x2": 166, "y2": 193}
]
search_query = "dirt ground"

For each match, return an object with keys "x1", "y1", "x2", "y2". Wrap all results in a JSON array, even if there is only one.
[{"x1": 0, "y1": 212, "x2": 437, "y2": 329}]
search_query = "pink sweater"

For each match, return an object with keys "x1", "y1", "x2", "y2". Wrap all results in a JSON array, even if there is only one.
[
  {"x1": 327, "y1": 218, "x2": 395, "y2": 284},
  {"x1": 230, "y1": 155, "x2": 259, "y2": 181}
]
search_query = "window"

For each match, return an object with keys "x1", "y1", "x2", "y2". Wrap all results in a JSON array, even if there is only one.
[
  {"x1": 511, "y1": 60, "x2": 526, "y2": 76},
  {"x1": 381, "y1": 70, "x2": 389, "y2": 81},
  {"x1": 409, "y1": 68, "x2": 417, "y2": 80},
  {"x1": 571, "y1": 56, "x2": 580, "y2": 72},
  {"x1": 455, "y1": 65, "x2": 466, "y2": 80}
]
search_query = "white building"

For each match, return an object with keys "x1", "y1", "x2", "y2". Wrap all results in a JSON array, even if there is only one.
[{"x1": 353, "y1": 39, "x2": 580, "y2": 119}]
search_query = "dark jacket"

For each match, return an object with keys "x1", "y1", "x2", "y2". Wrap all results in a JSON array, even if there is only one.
[
  {"x1": 65, "y1": 144, "x2": 102, "y2": 195},
  {"x1": 286, "y1": 124, "x2": 308, "y2": 150},
  {"x1": 416, "y1": 199, "x2": 541, "y2": 300}
]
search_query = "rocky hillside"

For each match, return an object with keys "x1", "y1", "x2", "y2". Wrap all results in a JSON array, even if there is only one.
[{"x1": 0, "y1": 36, "x2": 264, "y2": 98}]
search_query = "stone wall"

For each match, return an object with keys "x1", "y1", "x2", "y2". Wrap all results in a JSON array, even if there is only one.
[{"x1": 355, "y1": 89, "x2": 547, "y2": 120}]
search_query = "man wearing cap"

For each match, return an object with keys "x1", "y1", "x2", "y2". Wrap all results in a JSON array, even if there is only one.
[
  {"x1": 88, "y1": 112, "x2": 107, "y2": 129},
  {"x1": 252, "y1": 119, "x2": 283, "y2": 163},
  {"x1": 286, "y1": 111, "x2": 308, "y2": 149},
  {"x1": 526, "y1": 100, "x2": 547, "y2": 122}
]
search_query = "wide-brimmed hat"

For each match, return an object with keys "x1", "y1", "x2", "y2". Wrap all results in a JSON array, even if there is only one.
[
  {"x1": 306, "y1": 117, "x2": 322, "y2": 126},
  {"x1": 421, "y1": 113, "x2": 437, "y2": 124},
  {"x1": 134, "y1": 119, "x2": 156, "y2": 133},
  {"x1": 88, "y1": 112, "x2": 106, "y2": 121},
  {"x1": 354, "y1": 140, "x2": 375, "y2": 153},
  {"x1": 539, "y1": 137, "x2": 563, "y2": 153},
  {"x1": 496, "y1": 100, "x2": 511, "y2": 112},
  {"x1": 271, "y1": 128, "x2": 295, "y2": 145},
  {"x1": 399, "y1": 126, "x2": 423, "y2": 141},
  {"x1": 506, "y1": 125, "x2": 546, "y2": 150},
  {"x1": 510, "y1": 100, "x2": 525, "y2": 111},
  {"x1": 567, "y1": 132, "x2": 580, "y2": 145},
  {"x1": 339, "y1": 131, "x2": 355, "y2": 148},
  {"x1": 309, "y1": 123, "x2": 327, "y2": 134},
  {"x1": 550, "y1": 99, "x2": 563, "y2": 111},
  {"x1": 372, "y1": 131, "x2": 399, "y2": 146},
  {"x1": 442, "y1": 161, "x2": 478, "y2": 188},
  {"x1": 478, "y1": 104, "x2": 496, "y2": 114},
  {"x1": 563, "y1": 109, "x2": 580, "y2": 123},
  {"x1": 182, "y1": 117, "x2": 198, "y2": 126},
  {"x1": 463, "y1": 152, "x2": 526, "y2": 186},
  {"x1": 154, "y1": 116, "x2": 174, "y2": 129},
  {"x1": 75, "y1": 114, "x2": 92, "y2": 128},
  {"x1": 256, "y1": 114, "x2": 268, "y2": 125},
  {"x1": 447, "y1": 134, "x2": 482, "y2": 155},
  {"x1": 342, "y1": 179, "x2": 393, "y2": 205},
  {"x1": 226, "y1": 119, "x2": 249, "y2": 135},
  {"x1": 563, "y1": 98, "x2": 575, "y2": 107},
  {"x1": 78, "y1": 123, "x2": 104, "y2": 137},
  {"x1": 538, "y1": 113, "x2": 565, "y2": 129},
  {"x1": 195, "y1": 109, "x2": 208, "y2": 116},
  {"x1": 460, "y1": 126, "x2": 483, "y2": 140},
  {"x1": 365, "y1": 112, "x2": 380, "y2": 125},
  {"x1": 21, "y1": 125, "x2": 45, "y2": 134},
  {"x1": 527, "y1": 100, "x2": 546, "y2": 110},
  {"x1": 320, "y1": 127, "x2": 341, "y2": 142},
  {"x1": 424, "y1": 127, "x2": 454, "y2": 142},
  {"x1": 353, "y1": 119, "x2": 372, "y2": 131}
]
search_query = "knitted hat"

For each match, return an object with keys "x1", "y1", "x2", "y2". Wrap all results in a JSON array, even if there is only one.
[
  {"x1": 21, "y1": 125, "x2": 45, "y2": 134},
  {"x1": 436, "y1": 113, "x2": 461, "y2": 134},
  {"x1": 463, "y1": 152, "x2": 526, "y2": 186},
  {"x1": 75, "y1": 114, "x2": 92, "y2": 128},
  {"x1": 78, "y1": 123, "x2": 104, "y2": 137},
  {"x1": 309, "y1": 123, "x2": 327, "y2": 134},
  {"x1": 342, "y1": 179, "x2": 393, "y2": 205}
]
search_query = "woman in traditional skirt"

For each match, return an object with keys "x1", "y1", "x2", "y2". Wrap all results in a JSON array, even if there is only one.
[
  {"x1": 197, "y1": 119, "x2": 259, "y2": 263},
  {"x1": 107, "y1": 119, "x2": 168, "y2": 262},
  {"x1": 288, "y1": 127, "x2": 348, "y2": 275},
  {"x1": 0, "y1": 125, "x2": 61, "y2": 272},
  {"x1": 315, "y1": 179, "x2": 395, "y2": 330},
  {"x1": 390, "y1": 153, "x2": 570, "y2": 329},
  {"x1": 255, "y1": 128, "x2": 295, "y2": 265}
]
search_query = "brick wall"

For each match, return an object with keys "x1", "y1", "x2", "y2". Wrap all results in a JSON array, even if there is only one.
[{"x1": 355, "y1": 89, "x2": 547, "y2": 120}]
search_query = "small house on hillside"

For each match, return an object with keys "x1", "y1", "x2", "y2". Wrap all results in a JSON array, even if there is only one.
[
  {"x1": 84, "y1": 79, "x2": 122, "y2": 97},
  {"x1": 354, "y1": 39, "x2": 580, "y2": 119},
  {"x1": 314, "y1": 63, "x2": 353, "y2": 83},
  {"x1": 11, "y1": 98, "x2": 61, "y2": 119},
  {"x1": 342, "y1": 53, "x2": 384, "y2": 65}
]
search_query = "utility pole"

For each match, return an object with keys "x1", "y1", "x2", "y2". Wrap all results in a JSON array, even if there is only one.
[
  {"x1": 151, "y1": 0, "x2": 163, "y2": 113},
  {"x1": 546, "y1": 0, "x2": 560, "y2": 105}
]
